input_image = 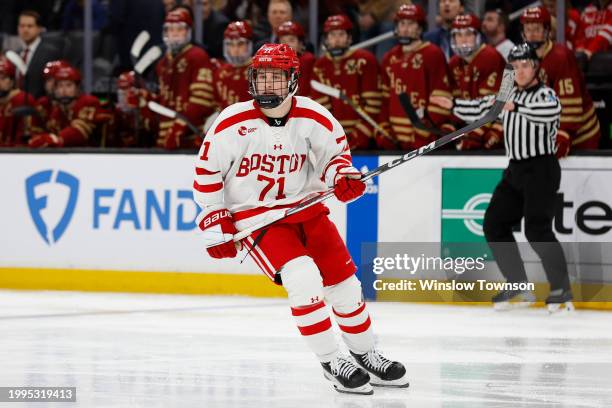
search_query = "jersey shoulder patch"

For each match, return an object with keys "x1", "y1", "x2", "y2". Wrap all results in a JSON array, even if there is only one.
[{"x1": 213, "y1": 100, "x2": 263, "y2": 135}]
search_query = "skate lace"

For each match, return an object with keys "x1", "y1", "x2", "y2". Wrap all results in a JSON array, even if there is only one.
[
  {"x1": 331, "y1": 355, "x2": 358, "y2": 378},
  {"x1": 363, "y1": 349, "x2": 393, "y2": 373}
]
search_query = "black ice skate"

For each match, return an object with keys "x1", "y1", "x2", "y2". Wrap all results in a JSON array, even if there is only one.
[
  {"x1": 350, "y1": 349, "x2": 409, "y2": 388},
  {"x1": 492, "y1": 285, "x2": 536, "y2": 311},
  {"x1": 545, "y1": 289, "x2": 574, "y2": 313},
  {"x1": 321, "y1": 355, "x2": 373, "y2": 395}
]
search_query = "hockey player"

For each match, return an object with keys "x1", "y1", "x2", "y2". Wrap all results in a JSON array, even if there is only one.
[
  {"x1": 447, "y1": 14, "x2": 505, "y2": 150},
  {"x1": 112, "y1": 71, "x2": 157, "y2": 147},
  {"x1": 36, "y1": 60, "x2": 69, "y2": 125},
  {"x1": 213, "y1": 21, "x2": 253, "y2": 110},
  {"x1": 29, "y1": 65, "x2": 101, "y2": 148},
  {"x1": 575, "y1": 0, "x2": 612, "y2": 59},
  {"x1": 521, "y1": 6, "x2": 600, "y2": 153},
  {"x1": 0, "y1": 58, "x2": 36, "y2": 146},
  {"x1": 378, "y1": 4, "x2": 454, "y2": 150},
  {"x1": 194, "y1": 43, "x2": 409, "y2": 394},
  {"x1": 155, "y1": 7, "x2": 216, "y2": 149},
  {"x1": 311, "y1": 14, "x2": 381, "y2": 150},
  {"x1": 277, "y1": 21, "x2": 315, "y2": 96}
]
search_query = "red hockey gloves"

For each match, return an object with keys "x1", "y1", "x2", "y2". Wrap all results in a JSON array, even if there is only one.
[
  {"x1": 333, "y1": 166, "x2": 366, "y2": 203},
  {"x1": 28, "y1": 133, "x2": 64, "y2": 148},
  {"x1": 556, "y1": 131, "x2": 570, "y2": 159},
  {"x1": 198, "y1": 208, "x2": 239, "y2": 259}
]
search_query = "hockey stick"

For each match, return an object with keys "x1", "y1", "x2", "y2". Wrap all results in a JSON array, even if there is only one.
[
  {"x1": 130, "y1": 31, "x2": 151, "y2": 61},
  {"x1": 310, "y1": 80, "x2": 392, "y2": 139},
  {"x1": 397, "y1": 93, "x2": 444, "y2": 136},
  {"x1": 5, "y1": 50, "x2": 27, "y2": 76},
  {"x1": 225, "y1": 64, "x2": 515, "y2": 246},
  {"x1": 134, "y1": 46, "x2": 162, "y2": 75},
  {"x1": 147, "y1": 101, "x2": 201, "y2": 135},
  {"x1": 349, "y1": 31, "x2": 394, "y2": 51}
]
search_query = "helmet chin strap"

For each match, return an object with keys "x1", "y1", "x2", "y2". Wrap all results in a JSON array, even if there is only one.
[{"x1": 258, "y1": 86, "x2": 297, "y2": 115}]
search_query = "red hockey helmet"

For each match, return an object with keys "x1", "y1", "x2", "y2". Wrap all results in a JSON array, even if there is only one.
[
  {"x1": 43, "y1": 60, "x2": 70, "y2": 81},
  {"x1": 224, "y1": 20, "x2": 253, "y2": 40},
  {"x1": 164, "y1": 7, "x2": 193, "y2": 27},
  {"x1": 117, "y1": 71, "x2": 137, "y2": 90},
  {"x1": 277, "y1": 21, "x2": 305, "y2": 39},
  {"x1": 394, "y1": 4, "x2": 426, "y2": 26},
  {"x1": 451, "y1": 14, "x2": 483, "y2": 58},
  {"x1": 452, "y1": 14, "x2": 481, "y2": 32},
  {"x1": 251, "y1": 43, "x2": 300, "y2": 74},
  {"x1": 520, "y1": 6, "x2": 551, "y2": 28},
  {"x1": 0, "y1": 58, "x2": 16, "y2": 78},
  {"x1": 249, "y1": 43, "x2": 300, "y2": 108},
  {"x1": 53, "y1": 65, "x2": 81, "y2": 83},
  {"x1": 323, "y1": 14, "x2": 353, "y2": 33}
]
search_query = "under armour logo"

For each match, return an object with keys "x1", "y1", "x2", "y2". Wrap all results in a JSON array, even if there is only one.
[
  {"x1": 310, "y1": 296, "x2": 319, "y2": 303},
  {"x1": 274, "y1": 144, "x2": 282, "y2": 150}
]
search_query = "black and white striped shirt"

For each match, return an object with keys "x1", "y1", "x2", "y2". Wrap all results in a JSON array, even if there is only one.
[{"x1": 453, "y1": 83, "x2": 561, "y2": 160}]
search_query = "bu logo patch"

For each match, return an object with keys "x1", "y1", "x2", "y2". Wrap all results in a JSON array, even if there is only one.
[{"x1": 25, "y1": 170, "x2": 80, "y2": 245}]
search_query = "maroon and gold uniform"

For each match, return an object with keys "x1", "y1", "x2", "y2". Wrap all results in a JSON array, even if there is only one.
[
  {"x1": 448, "y1": 44, "x2": 505, "y2": 149},
  {"x1": 312, "y1": 49, "x2": 381, "y2": 149},
  {"x1": 379, "y1": 42, "x2": 453, "y2": 150},
  {"x1": 298, "y1": 51, "x2": 316, "y2": 96},
  {"x1": 311, "y1": 15, "x2": 381, "y2": 150},
  {"x1": 156, "y1": 44, "x2": 215, "y2": 149},
  {"x1": 156, "y1": 9, "x2": 215, "y2": 149},
  {"x1": 0, "y1": 90, "x2": 37, "y2": 146},
  {"x1": 213, "y1": 62, "x2": 251, "y2": 110},
  {"x1": 521, "y1": 7, "x2": 601, "y2": 151},
  {"x1": 538, "y1": 41, "x2": 600, "y2": 149},
  {"x1": 44, "y1": 94, "x2": 100, "y2": 146}
]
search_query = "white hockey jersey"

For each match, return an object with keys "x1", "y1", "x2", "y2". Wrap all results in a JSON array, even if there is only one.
[{"x1": 193, "y1": 96, "x2": 353, "y2": 231}]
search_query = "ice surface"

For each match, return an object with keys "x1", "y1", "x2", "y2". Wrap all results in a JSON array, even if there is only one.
[{"x1": 0, "y1": 290, "x2": 610, "y2": 408}]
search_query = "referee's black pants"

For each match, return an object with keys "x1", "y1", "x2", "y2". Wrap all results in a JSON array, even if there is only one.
[{"x1": 483, "y1": 154, "x2": 570, "y2": 291}]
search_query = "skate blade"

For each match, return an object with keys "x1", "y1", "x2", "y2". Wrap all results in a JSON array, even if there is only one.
[
  {"x1": 324, "y1": 372, "x2": 373, "y2": 395},
  {"x1": 368, "y1": 372, "x2": 410, "y2": 388},
  {"x1": 494, "y1": 301, "x2": 535, "y2": 311},
  {"x1": 547, "y1": 301, "x2": 575, "y2": 314}
]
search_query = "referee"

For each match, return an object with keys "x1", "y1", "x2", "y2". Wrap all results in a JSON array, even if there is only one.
[{"x1": 449, "y1": 44, "x2": 572, "y2": 312}]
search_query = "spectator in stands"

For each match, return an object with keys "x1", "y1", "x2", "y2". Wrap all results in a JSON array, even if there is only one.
[
  {"x1": 575, "y1": 0, "x2": 612, "y2": 59},
  {"x1": 109, "y1": 0, "x2": 166, "y2": 72},
  {"x1": 253, "y1": 0, "x2": 293, "y2": 50},
  {"x1": 199, "y1": 0, "x2": 230, "y2": 59},
  {"x1": 17, "y1": 10, "x2": 62, "y2": 99},
  {"x1": 61, "y1": 0, "x2": 108, "y2": 31},
  {"x1": 357, "y1": 0, "x2": 404, "y2": 60},
  {"x1": 0, "y1": 58, "x2": 37, "y2": 146},
  {"x1": 424, "y1": 0, "x2": 465, "y2": 60},
  {"x1": 29, "y1": 64, "x2": 101, "y2": 148},
  {"x1": 481, "y1": 8, "x2": 514, "y2": 60}
]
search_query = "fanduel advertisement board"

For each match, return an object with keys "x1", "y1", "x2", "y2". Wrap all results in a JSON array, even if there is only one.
[{"x1": 1, "y1": 153, "x2": 611, "y2": 277}]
